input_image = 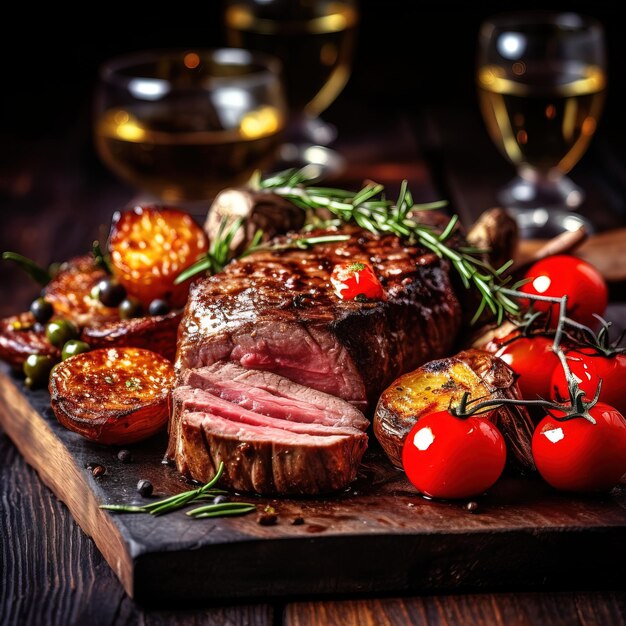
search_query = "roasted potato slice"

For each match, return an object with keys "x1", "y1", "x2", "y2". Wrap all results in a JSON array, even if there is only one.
[
  {"x1": 43, "y1": 255, "x2": 118, "y2": 327},
  {"x1": 108, "y1": 206, "x2": 209, "y2": 308},
  {"x1": 49, "y1": 347, "x2": 175, "y2": 444},
  {"x1": 81, "y1": 311, "x2": 182, "y2": 362},
  {"x1": 374, "y1": 349, "x2": 535, "y2": 472},
  {"x1": 0, "y1": 313, "x2": 59, "y2": 368}
]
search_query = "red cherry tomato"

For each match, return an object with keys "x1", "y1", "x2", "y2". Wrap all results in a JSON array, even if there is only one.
[
  {"x1": 402, "y1": 410, "x2": 507, "y2": 500},
  {"x1": 519, "y1": 255, "x2": 608, "y2": 328},
  {"x1": 532, "y1": 402, "x2": 626, "y2": 493},
  {"x1": 550, "y1": 349, "x2": 626, "y2": 416},
  {"x1": 330, "y1": 262, "x2": 385, "y2": 301},
  {"x1": 494, "y1": 334, "x2": 560, "y2": 399}
]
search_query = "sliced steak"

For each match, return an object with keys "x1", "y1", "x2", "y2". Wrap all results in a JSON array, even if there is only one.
[
  {"x1": 183, "y1": 362, "x2": 369, "y2": 429},
  {"x1": 167, "y1": 362, "x2": 369, "y2": 494},
  {"x1": 178, "y1": 411, "x2": 367, "y2": 495},
  {"x1": 176, "y1": 223, "x2": 462, "y2": 408},
  {"x1": 176, "y1": 386, "x2": 365, "y2": 439}
]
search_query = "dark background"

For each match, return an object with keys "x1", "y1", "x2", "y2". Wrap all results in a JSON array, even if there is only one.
[
  {"x1": 1, "y1": 0, "x2": 626, "y2": 247},
  {"x1": 2, "y1": 2, "x2": 625, "y2": 146}
]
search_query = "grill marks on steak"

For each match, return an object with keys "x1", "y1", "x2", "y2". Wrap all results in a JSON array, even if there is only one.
[
  {"x1": 177, "y1": 225, "x2": 462, "y2": 407},
  {"x1": 169, "y1": 363, "x2": 368, "y2": 495}
]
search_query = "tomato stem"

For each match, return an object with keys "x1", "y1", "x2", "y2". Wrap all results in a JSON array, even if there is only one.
[{"x1": 458, "y1": 289, "x2": 600, "y2": 423}]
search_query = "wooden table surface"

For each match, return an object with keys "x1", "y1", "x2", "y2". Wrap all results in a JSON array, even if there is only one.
[{"x1": 1, "y1": 104, "x2": 625, "y2": 626}]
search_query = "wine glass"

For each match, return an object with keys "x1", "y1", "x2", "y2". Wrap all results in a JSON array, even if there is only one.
[
  {"x1": 224, "y1": 0, "x2": 358, "y2": 175},
  {"x1": 93, "y1": 48, "x2": 287, "y2": 207},
  {"x1": 476, "y1": 12, "x2": 607, "y2": 233}
]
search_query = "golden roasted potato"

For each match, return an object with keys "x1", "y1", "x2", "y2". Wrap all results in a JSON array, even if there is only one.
[
  {"x1": 49, "y1": 347, "x2": 175, "y2": 445},
  {"x1": 108, "y1": 206, "x2": 209, "y2": 308},
  {"x1": 43, "y1": 255, "x2": 118, "y2": 327},
  {"x1": 374, "y1": 349, "x2": 535, "y2": 472},
  {"x1": 81, "y1": 310, "x2": 182, "y2": 362},
  {"x1": 0, "y1": 313, "x2": 59, "y2": 368}
]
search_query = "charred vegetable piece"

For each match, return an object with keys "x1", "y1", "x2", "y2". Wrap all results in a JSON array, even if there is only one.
[
  {"x1": 43, "y1": 255, "x2": 118, "y2": 327},
  {"x1": 108, "y1": 206, "x2": 209, "y2": 308},
  {"x1": 0, "y1": 313, "x2": 60, "y2": 368},
  {"x1": 374, "y1": 349, "x2": 535, "y2": 472},
  {"x1": 49, "y1": 347, "x2": 175, "y2": 445},
  {"x1": 80, "y1": 310, "x2": 182, "y2": 362}
]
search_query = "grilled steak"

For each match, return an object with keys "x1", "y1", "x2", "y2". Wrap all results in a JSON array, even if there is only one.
[
  {"x1": 169, "y1": 223, "x2": 463, "y2": 494},
  {"x1": 176, "y1": 224, "x2": 462, "y2": 409},
  {"x1": 170, "y1": 362, "x2": 368, "y2": 494}
]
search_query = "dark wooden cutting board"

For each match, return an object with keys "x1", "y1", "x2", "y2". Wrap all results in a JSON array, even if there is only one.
[{"x1": 1, "y1": 361, "x2": 625, "y2": 607}]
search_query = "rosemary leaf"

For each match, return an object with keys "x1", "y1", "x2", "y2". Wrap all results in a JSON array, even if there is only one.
[
  {"x1": 99, "y1": 504, "x2": 146, "y2": 513},
  {"x1": 186, "y1": 502, "x2": 257, "y2": 517}
]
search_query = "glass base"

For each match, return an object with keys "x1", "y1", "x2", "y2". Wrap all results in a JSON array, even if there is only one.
[
  {"x1": 286, "y1": 114, "x2": 338, "y2": 146},
  {"x1": 505, "y1": 206, "x2": 595, "y2": 239},
  {"x1": 274, "y1": 142, "x2": 345, "y2": 181},
  {"x1": 497, "y1": 170, "x2": 584, "y2": 211}
]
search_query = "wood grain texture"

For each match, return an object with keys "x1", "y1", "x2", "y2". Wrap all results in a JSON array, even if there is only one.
[
  {"x1": 284, "y1": 592, "x2": 626, "y2": 626},
  {"x1": 0, "y1": 426, "x2": 273, "y2": 626}
]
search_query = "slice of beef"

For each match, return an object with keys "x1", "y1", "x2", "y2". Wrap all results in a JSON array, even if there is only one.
[
  {"x1": 167, "y1": 362, "x2": 369, "y2": 493},
  {"x1": 183, "y1": 362, "x2": 369, "y2": 430},
  {"x1": 178, "y1": 411, "x2": 367, "y2": 495},
  {"x1": 175, "y1": 385, "x2": 366, "y2": 438},
  {"x1": 176, "y1": 223, "x2": 462, "y2": 408}
]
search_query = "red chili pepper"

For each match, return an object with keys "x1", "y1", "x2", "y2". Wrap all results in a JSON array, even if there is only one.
[{"x1": 330, "y1": 262, "x2": 385, "y2": 301}]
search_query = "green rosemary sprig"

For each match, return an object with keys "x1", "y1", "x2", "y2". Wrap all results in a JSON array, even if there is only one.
[
  {"x1": 100, "y1": 462, "x2": 257, "y2": 519},
  {"x1": 255, "y1": 168, "x2": 519, "y2": 324},
  {"x1": 175, "y1": 217, "x2": 349, "y2": 285}
]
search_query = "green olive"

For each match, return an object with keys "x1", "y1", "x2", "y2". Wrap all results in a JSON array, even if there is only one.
[
  {"x1": 45, "y1": 319, "x2": 79, "y2": 347},
  {"x1": 61, "y1": 340, "x2": 91, "y2": 360},
  {"x1": 119, "y1": 297, "x2": 143, "y2": 320},
  {"x1": 48, "y1": 262, "x2": 63, "y2": 279},
  {"x1": 23, "y1": 354, "x2": 55, "y2": 388},
  {"x1": 30, "y1": 297, "x2": 54, "y2": 324}
]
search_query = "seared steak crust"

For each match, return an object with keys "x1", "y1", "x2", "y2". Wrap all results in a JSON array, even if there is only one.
[
  {"x1": 178, "y1": 411, "x2": 368, "y2": 495},
  {"x1": 176, "y1": 225, "x2": 462, "y2": 407}
]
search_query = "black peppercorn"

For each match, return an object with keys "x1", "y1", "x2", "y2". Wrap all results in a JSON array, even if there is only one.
[
  {"x1": 137, "y1": 479, "x2": 153, "y2": 497},
  {"x1": 292, "y1": 516, "x2": 305, "y2": 526},
  {"x1": 117, "y1": 449, "x2": 132, "y2": 463}
]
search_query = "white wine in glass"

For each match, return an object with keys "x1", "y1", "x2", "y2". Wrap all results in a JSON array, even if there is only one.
[
  {"x1": 224, "y1": 0, "x2": 358, "y2": 144},
  {"x1": 477, "y1": 12, "x2": 606, "y2": 216},
  {"x1": 94, "y1": 49, "x2": 287, "y2": 203}
]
